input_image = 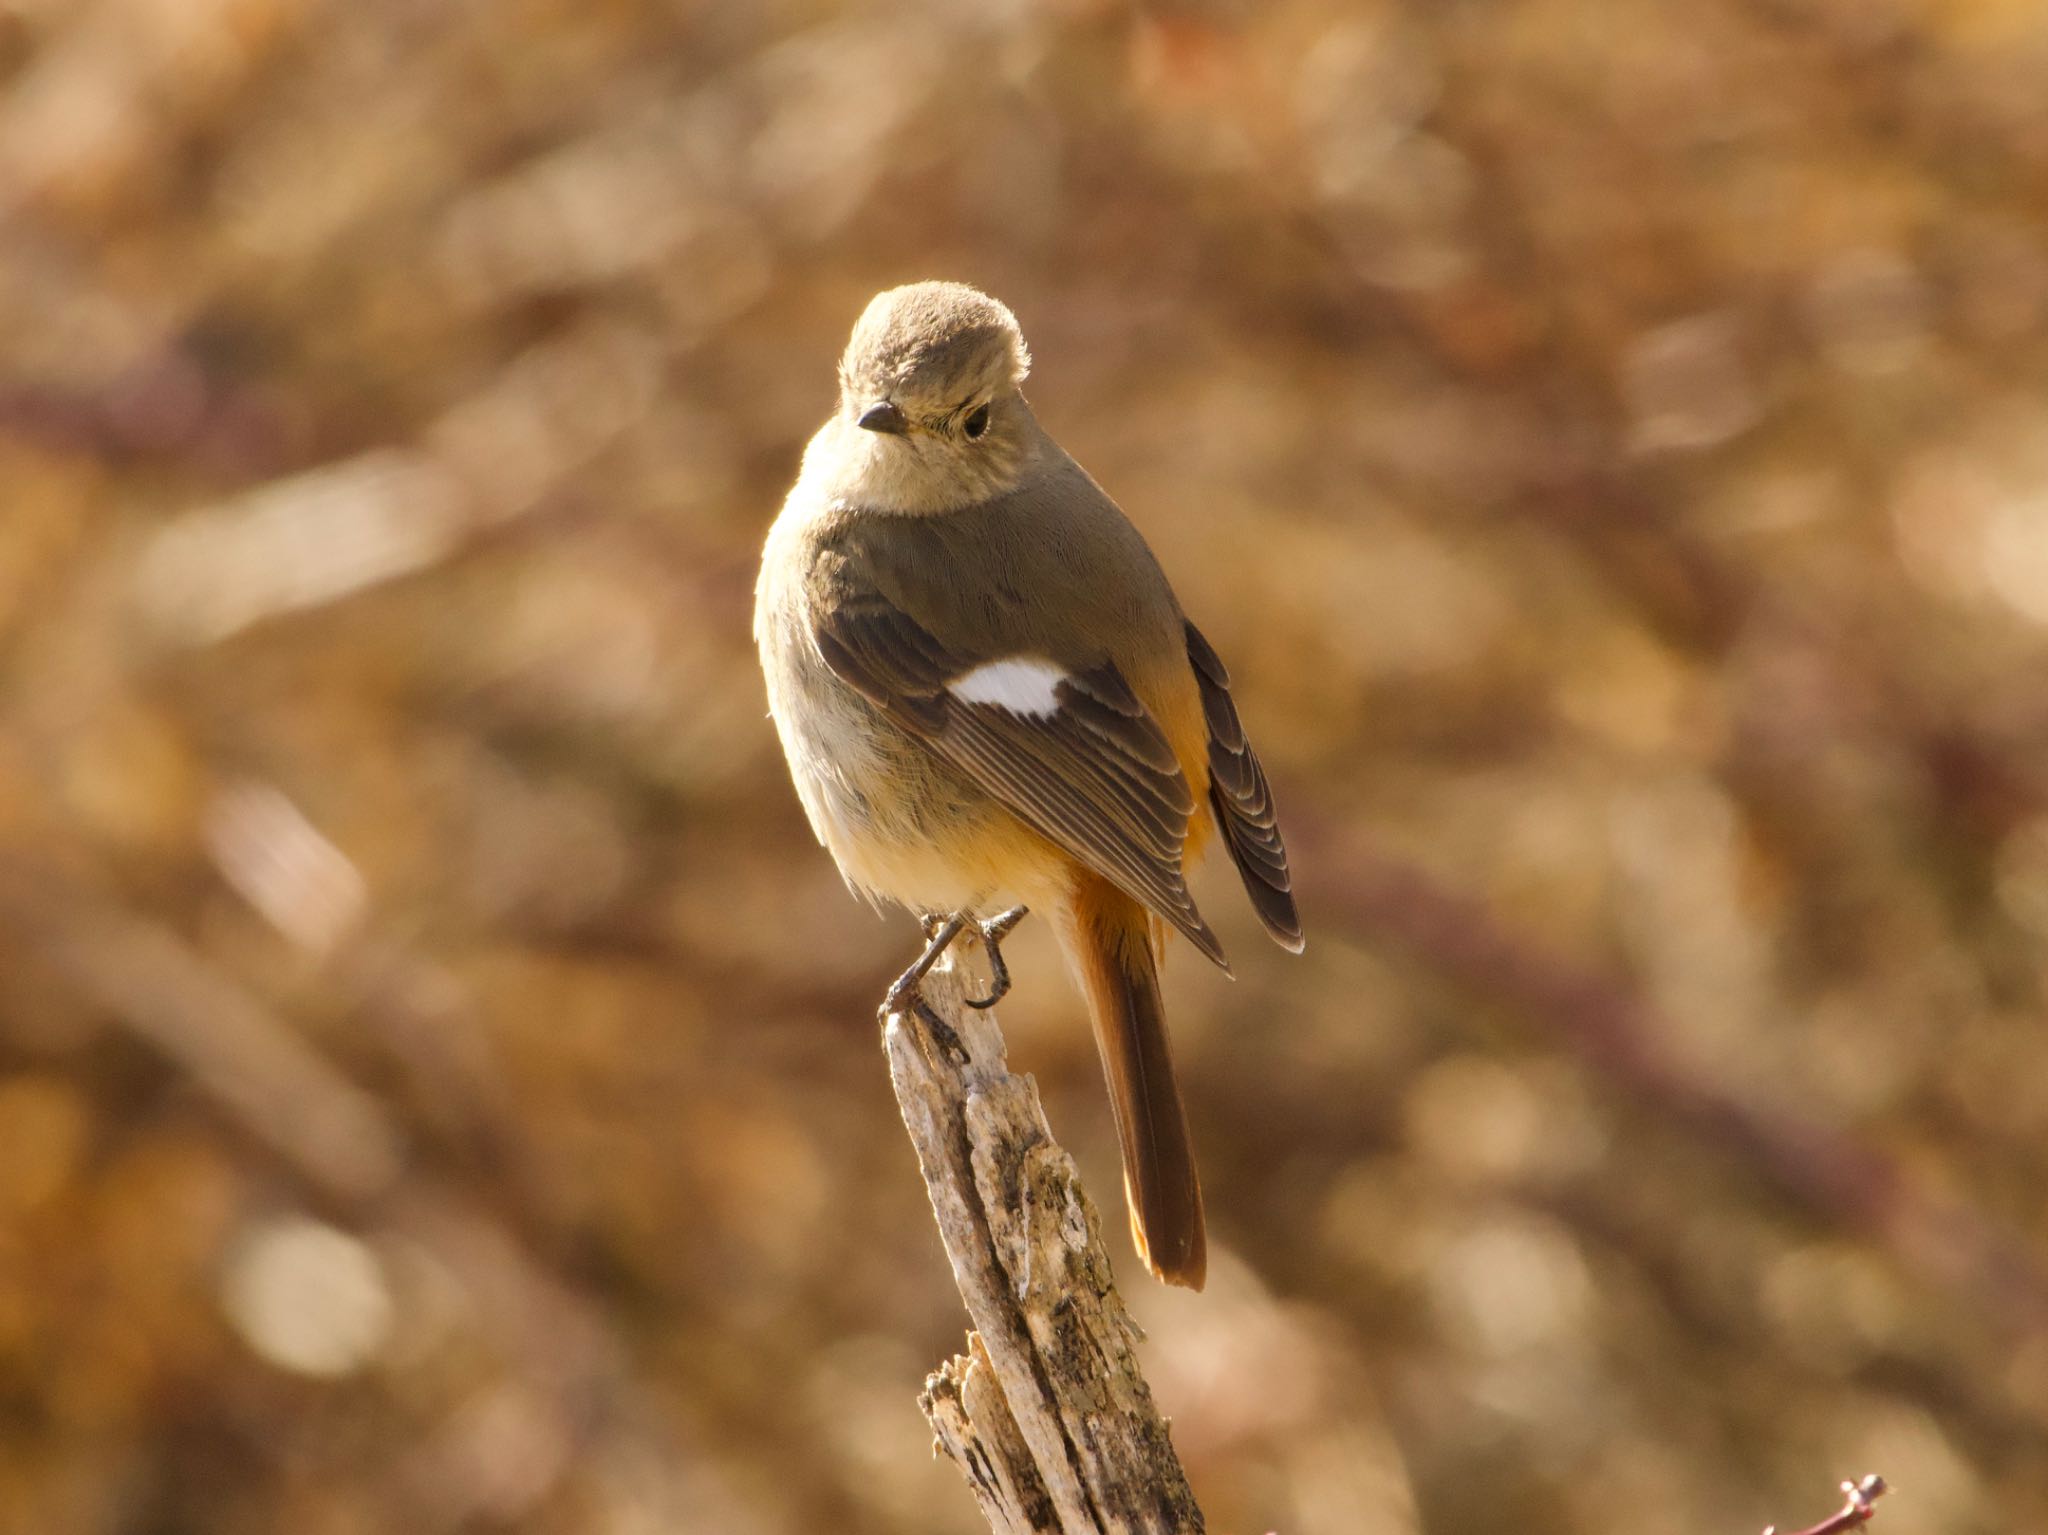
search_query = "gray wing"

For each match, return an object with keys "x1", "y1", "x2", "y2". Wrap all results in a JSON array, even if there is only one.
[
  {"x1": 813, "y1": 589, "x2": 1227, "y2": 967},
  {"x1": 1185, "y1": 621, "x2": 1302, "y2": 952}
]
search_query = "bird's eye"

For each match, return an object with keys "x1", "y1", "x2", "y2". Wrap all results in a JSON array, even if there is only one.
[{"x1": 963, "y1": 403, "x2": 991, "y2": 439}]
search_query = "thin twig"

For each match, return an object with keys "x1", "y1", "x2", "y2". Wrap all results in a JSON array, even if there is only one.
[{"x1": 1762, "y1": 1474, "x2": 1889, "y2": 1535}]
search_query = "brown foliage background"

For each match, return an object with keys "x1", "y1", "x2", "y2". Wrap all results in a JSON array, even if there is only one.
[{"x1": 2, "y1": 1, "x2": 2047, "y2": 1531}]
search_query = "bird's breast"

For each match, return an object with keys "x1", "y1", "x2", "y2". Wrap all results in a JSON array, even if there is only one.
[{"x1": 756, "y1": 535, "x2": 1049, "y2": 913}]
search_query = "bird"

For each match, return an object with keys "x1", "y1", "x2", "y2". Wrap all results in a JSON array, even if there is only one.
[{"x1": 754, "y1": 281, "x2": 1300, "y2": 1289}]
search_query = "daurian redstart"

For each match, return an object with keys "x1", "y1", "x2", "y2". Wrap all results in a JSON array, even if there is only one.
[{"x1": 755, "y1": 282, "x2": 1300, "y2": 1288}]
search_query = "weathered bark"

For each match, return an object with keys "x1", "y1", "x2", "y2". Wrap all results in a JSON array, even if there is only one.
[{"x1": 882, "y1": 961, "x2": 1204, "y2": 1535}]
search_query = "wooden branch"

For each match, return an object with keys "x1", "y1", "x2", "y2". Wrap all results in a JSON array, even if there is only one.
[{"x1": 882, "y1": 959, "x2": 1204, "y2": 1535}]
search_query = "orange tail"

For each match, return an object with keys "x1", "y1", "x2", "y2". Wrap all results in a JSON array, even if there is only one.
[{"x1": 1058, "y1": 873, "x2": 1207, "y2": 1289}]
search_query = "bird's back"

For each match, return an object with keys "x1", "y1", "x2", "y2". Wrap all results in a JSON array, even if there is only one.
[{"x1": 824, "y1": 429, "x2": 1213, "y2": 840}]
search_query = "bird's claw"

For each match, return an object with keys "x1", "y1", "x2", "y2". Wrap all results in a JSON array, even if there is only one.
[
  {"x1": 882, "y1": 906, "x2": 1032, "y2": 1017},
  {"x1": 882, "y1": 914, "x2": 963, "y2": 1021},
  {"x1": 964, "y1": 905, "x2": 1029, "y2": 1010}
]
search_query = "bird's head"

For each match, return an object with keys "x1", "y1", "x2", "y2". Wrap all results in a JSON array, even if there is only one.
[{"x1": 834, "y1": 282, "x2": 1036, "y2": 511}]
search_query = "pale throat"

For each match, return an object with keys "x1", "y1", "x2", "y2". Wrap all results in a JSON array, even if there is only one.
[{"x1": 823, "y1": 412, "x2": 1029, "y2": 516}]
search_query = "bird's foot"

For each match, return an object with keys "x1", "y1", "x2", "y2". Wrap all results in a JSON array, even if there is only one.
[
  {"x1": 885, "y1": 907, "x2": 1029, "y2": 1015},
  {"x1": 883, "y1": 914, "x2": 974, "y2": 1065},
  {"x1": 880, "y1": 906, "x2": 1030, "y2": 1063},
  {"x1": 963, "y1": 905, "x2": 1029, "y2": 1010},
  {"x1": 883, "y1": 914, "x2": 964, "y2": 1020}
]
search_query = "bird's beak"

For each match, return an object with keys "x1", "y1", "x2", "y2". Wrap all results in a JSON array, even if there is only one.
[{"x1": 857, "y1": 400, "x2": 909, "y2": 435}]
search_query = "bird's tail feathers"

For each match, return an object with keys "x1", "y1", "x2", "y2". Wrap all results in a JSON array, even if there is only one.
[{"x1": 1058, "y1": 874, "x2": 1206, "y2": 1290}]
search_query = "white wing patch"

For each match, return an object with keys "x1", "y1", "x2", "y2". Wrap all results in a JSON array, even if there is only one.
[{"x1": 948, "y1": 657, "x2": 1065, "y2": 718}]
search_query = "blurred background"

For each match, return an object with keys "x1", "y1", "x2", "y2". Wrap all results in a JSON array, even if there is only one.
[{"x1": 2, "y1": 0, "x2": 2047, "y2": 1530}]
